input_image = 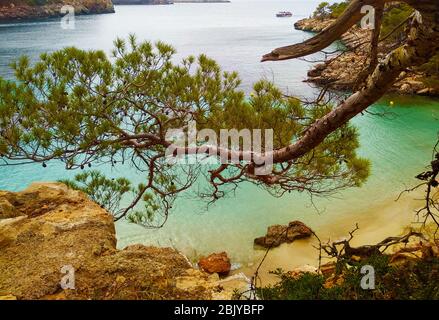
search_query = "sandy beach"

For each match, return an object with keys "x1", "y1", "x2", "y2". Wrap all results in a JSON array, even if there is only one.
[{"x1": 242, "y1": 189, "x2": 424, "y2": 285}]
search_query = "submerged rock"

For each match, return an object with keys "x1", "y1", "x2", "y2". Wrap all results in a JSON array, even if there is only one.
[
  {"x1": 254, "y1": 220, "x2": 313, "y2": 248},
  {"x1": 0, "y1": 182, "x2": 246, "y2": 300},
  {"x1": 198, "y1": 252, "x2": 231, "y2": 275}
]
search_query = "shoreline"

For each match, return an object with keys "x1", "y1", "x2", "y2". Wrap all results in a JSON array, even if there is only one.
[
  {"x1": 239, "y1": 189, "x2": 422, "y2": 285},
  {"x1": 0, "y1": 0, "x2": 115, "y2": 23},
  {"x1": 294, "y1": 17, "x2": 439, "y2": 97}
]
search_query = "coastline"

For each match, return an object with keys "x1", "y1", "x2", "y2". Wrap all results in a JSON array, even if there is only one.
[
  {"x1": 294, "y1": 17, "x2": 439, "y2": 97},
  {"x1": 173, "y1": 0, "x2": 231, "y2": 3},
  {"x1": 0, "y1": 1, "x2": 437, "y2": 299},
  {"x1": 0, "y1": 0, "x2": 115, "y2": 23},
  {"x1": 241, "y1": 189, "x2": 422, "y2": 285}
]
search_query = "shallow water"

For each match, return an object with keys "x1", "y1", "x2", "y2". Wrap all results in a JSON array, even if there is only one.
[{"x1": 0, "y1": 1, "x2": 438, "y2": 267}]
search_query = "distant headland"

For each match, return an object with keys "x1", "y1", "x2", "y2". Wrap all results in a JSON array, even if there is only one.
[
  {"x1": 173, "y1": 0, "x2": 230, "y2": 3},
  {"x1": 113, "y1": 0, "x2": 230, "y2": 4},
  {"x1": 112, "y1": 0, "x2": 172, "y2": 5},
  {"x1": 0, "y1": 0, "x2": 115, "y2": 22},
  {"x1": 0, "y1": 0, "x2": 231, "y2": 23}
]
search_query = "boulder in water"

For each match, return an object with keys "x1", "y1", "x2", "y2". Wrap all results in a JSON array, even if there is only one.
[{"x1": 254, "y1": 220, "x2": 313, "y2": 248}]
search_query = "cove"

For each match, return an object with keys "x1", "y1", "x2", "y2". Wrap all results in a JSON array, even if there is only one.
[{"x1": 0, "y1": 1, "x2": 437, "y2": 270}]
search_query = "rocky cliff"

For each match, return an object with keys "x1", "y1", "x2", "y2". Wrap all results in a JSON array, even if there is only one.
[
  {"x1": 0, "y1": 182, "x2": 248, "y2": 300},
  {"x1": 295, "y1": 18, "x2": 439, "y2": 96},
  {"x1": 0, "y1": 0, "x2": 114, "y2": 22}
]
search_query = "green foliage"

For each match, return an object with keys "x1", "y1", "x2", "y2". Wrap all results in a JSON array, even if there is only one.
[
  {"x1": 419, "y1": 54, "x2": 439, "y2": 90},
  {"x1": 379, "y1": 3, "x2": 438, "y2": 88},
  {"x1": 313, "y1": 1, "x2": 349, "y2": 20},
  {"x1": 381, "y1": 3, "x2": 414, "y2": 43},
  {"x1": 0, "y1": 35, "x2": 369, "y2": 225},
  {"x1": 328, "y1": 2, "x2": 349, "y2": 19},
  {"x1": 258, "y1": 255, "x2": 439, "y2": 300},
  {"x1": 59, "y1": 170, "x2": 132, "y2": 216},
  {"x1": 258, "y1": 268, "x2": 326, "y2": 300},
  {"x1": 313, "y1": 2, "x2": 331, "y2": 19}
]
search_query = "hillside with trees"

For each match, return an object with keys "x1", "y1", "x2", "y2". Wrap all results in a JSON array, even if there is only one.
[
  {"x1": 295, "y1": 0, "x2": 439, "y2": 95},
  {"x1": 0, "y1": 0, "x2": 114, "y2": 21}
]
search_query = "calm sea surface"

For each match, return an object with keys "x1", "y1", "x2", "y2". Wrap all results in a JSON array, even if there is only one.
[{"x1": 0, "y1": 1, "x2": 438, "y2": 265}]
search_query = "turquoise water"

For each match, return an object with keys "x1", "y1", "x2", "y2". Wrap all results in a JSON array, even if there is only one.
[{"x1": 0, "y1": 1, "x2": 438, "y2": 265}]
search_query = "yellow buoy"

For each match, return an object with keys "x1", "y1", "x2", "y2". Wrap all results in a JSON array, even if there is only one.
[{"x1": 390, "y1": 101, "x2": 394, "y2": 106}]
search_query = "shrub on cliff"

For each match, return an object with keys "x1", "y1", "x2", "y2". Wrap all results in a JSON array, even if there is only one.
[
  {"x1": 380, "y1": 3, "x2": 439, "y2": 90},
  {"x1": 313, "y1": 1, "x2": 350, "y2": 20},
  {"x1": 419, "y1": 54, "x2": 439, "y2": 90},
  {"x1": 381, "y1": 3, "x2": 413, "y2": 42},
  {"x1": 258, "y1": 255, "x2": 439, "y2": 300}
]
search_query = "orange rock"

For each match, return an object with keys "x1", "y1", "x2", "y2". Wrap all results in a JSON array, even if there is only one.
[{"x1": 198, "y1": 252, "x2": 231, "y2": 275}]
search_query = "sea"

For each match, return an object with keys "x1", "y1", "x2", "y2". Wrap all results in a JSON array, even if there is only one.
[{"x1": 0, "y1": 0, "x2": 438, "y2": 268}]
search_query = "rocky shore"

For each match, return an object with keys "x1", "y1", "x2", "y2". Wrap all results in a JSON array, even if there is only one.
[
  {"x1": 0, "y1": 0, "x2": 115, "y2": 22},
  {"x1": 0, "y1": 183, "x2": 249, "y2": 300},
  {"x1": 294, "y1": 18, "x2": 439, "y2": 96}
]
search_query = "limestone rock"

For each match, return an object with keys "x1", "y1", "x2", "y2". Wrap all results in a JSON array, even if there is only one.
[
  {"x1": 294, "y1": 18, "x2": 334, "y2": 32},
  {"x1": 176, "y1": 270, "x2": 250, "y2": 300},
  {"x1": 0, "y1": 182, "x2": 240, "y2": 300},
  {"x1": 287, "y1": 264, "x2": 318, "y2": 279},
  {"x1": 294, "y1": 17, "x2": 439, "y2": 97},
  {"x1": 254, "y1": 220, "x2": 313, "y2": 248},
  {"x1": 0, "y1": 198, "x2": 22, "y2": 219}
]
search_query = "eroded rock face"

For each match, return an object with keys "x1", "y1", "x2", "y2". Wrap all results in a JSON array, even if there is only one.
[
  {"x1": 294, "y1": 17, "x2": 439, "y2": 96},
  {"x1": 254, "y1": 221, "x2": 313, "y2": 248},
  {"x1": 198, "y1": 252, "x2": 231, "y2": 275},
  {"x1": 0, "y1": 0, "x2": 115, "y2": 22},
  {"x1": 0, "y1": 198, "x2": 22, "y2": 219},
  {"x1": 0, "y1": 183, "x2": 247, "y2": 300}
]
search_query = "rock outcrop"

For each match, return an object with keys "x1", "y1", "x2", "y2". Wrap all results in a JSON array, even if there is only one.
[
  {"x1": 0, "y1": 182, "x2": 248, "y2": 300},
  {"x1": 198, "y1": 252, "x2": 231, "y2": 276},
  {"x1": 0, "y1": 0, "x2": 114, "y2": 22},
  {"x1": 254, "y1": 220, "x2": 313, "y2": 248},
  {"x1": 294, "y1": 18, "x2": 439, "y2": 96}
]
